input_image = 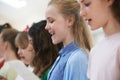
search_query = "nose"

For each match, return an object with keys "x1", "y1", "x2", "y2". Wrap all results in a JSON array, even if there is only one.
[
  {"x1": 45, "y1": 23, "x2": 50, "y2": 30},
  {"x1": 17, "y1": 49, "x2": 23, "y2": 56},
  {"x1": 80, "y1": 8, "x2": 87, "y2": 18}
]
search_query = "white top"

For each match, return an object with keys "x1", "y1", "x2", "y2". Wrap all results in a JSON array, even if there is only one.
[
  {"x1": 16, "y1": 65, "x2": 34, "y2": 80},
  {"x1": 27, "y1": 65, "x2": 34, "y2": 72},
  {"x1": 0, "y1": 60, "x2": 20, "y2": 80},
  {"x1": 88, "y1": 32, "x2": 120, "y2": 80},
  {"x1": 8, "y1": 60, "x2": 39, "y2": 80}
]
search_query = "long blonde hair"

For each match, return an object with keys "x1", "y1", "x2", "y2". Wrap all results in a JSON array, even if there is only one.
[{"x1": 48, "y1": 0, "x2": 93, "y2": 53}]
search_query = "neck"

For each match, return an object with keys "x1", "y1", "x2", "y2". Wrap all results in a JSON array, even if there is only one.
[
  {"x1": 4, "y1": 50, "x2": 18, "y2": 61},
  {"x1": 103, "y1": 18, "x2": 120, "y2": 36},
  {"x1": 63, "y1": 30, "x2": 74, "y2": 47}
]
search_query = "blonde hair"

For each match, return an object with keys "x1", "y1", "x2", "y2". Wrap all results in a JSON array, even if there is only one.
[{"x1": 48, "y1": 0, "x2": 93, "y2": 53}]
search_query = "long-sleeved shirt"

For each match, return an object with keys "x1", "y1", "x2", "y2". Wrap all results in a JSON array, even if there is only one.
[{"x1": 48, "y1": 42, "x2": 88, "y2": 80}]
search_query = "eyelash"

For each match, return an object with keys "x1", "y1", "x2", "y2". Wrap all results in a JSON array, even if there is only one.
[
  {"x1": 49, "y1": 20, "x2": 54, "y2": 23},
  {"x1": 84, "y1": 2, "x2": 91, "y2": 7},
  {"x1": 47, "y1": 19, "x2": 54, "y2": 23}
]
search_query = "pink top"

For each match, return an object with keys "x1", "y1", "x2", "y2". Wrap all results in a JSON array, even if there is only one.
[{"x1": 88, "y1": 32, "x2": 120, "y2": 80}]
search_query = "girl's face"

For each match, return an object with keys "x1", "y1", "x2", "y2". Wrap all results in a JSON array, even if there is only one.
[
  {"x1": 78, "y1": 0, "x2": 113, "y2": 30},
  {"x1": 45, "y1": 5, "x2": 74, "y2": 46},
  {"x1": 17, "y1": 41, "x2": 35, "y2": 65}
]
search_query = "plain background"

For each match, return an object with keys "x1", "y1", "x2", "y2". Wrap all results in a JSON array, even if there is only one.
[{"x1": 0, "y1": 0, "x2": 104, "y2": 44}]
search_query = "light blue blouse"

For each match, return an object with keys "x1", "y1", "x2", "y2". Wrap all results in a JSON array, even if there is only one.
[{"x1": 48, "y1": 42, "x2": 88, "y2": 80}]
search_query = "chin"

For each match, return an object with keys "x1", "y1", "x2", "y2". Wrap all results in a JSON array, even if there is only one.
[
  {"x1": 52, "y1": 42, "x2": 57, "y2": 45},
  {"x1": 90, "y1": 26, "x2": 99, "y2": 31},
  {"x1": 52, "y1": 40, "x2": 59, "y2": 45},
  {"x1": 91, "y1": 28, "x2": 96, "y2": 31}
]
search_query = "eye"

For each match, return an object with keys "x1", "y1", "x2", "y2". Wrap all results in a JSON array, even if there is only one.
[
  {"x1": 20, "y1": 46, "x2": 26, "y2": 49},
  {"x1": 49, "y1": 20, "x2": 54, "y2": 23},
  {"x1": 47, "y1": 18, "x2": 54, "y2": 23},
  {"x1": 21, "y1": 47, "x2": 25, "y2": 50},
  {"x1": 84, "y1": 2, "x2": 91, "y2": 7}
]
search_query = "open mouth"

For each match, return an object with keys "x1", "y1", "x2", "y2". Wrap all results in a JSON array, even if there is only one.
[
  {"x1": 20, "y1": 56, "x2": 25, "y2": 60},
  {"x1": 85, "y1": 18, "x2": 92, "y2": 25},
  {"x1": 49, "y1": 31, "x2": 55, "y2": 37}
]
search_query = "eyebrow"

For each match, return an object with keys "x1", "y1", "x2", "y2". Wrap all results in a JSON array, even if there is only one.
[{"x1": 46, "y1": 17, "x2": 51, "y2": 20}]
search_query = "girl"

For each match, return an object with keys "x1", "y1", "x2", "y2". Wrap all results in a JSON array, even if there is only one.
[
  {"x1": 78, "y1": 0, "x2": 120, "y2": 80},
  {"x1": 15, "y1": 31, "x2": 35, "y2": 71},
  {"x1": 28, "y1": 20, "x2": 60, "y2": 80},
  {"x1": 0, "y1": 28, "x2": 20, "y2": 80},
  {"x1": 45, "y1": 0, "x2": 93, "y2": 80}
]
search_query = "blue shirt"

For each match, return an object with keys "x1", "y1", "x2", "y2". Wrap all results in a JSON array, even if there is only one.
[{"x1": 48, "y1": 42, "x2": 88, "y2": 80}]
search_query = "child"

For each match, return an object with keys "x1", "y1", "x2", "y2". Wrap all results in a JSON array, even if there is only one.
[
  {"x1": 15, "y1": 31, "x2": 35, "y2": 71},
  {"x1": 45, "y1": 0, "x2": 93, "y2": 80},
  {"x1": 78, "y1": 0, "x2": 120, "y2": 80},
  {"x1": 28, "y1": 20, "x2": 60, "y2": 80},
  {"x1": 0, "y1": 28, "x2": 20, "y2": 80}
]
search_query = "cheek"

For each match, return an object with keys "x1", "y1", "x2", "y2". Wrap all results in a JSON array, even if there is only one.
[
  {"x1": 50, "y1": 23, "x2": 56, "y2": 30},
  {"x1": 0, "y1": 53, "x2": 3, "y2": 57},
  {"x1": 27, "y1": 52, "x2": 34, "y2": 58},
  {"x1": 96, "y1": 12, "x2": 107, "y2": 24}
]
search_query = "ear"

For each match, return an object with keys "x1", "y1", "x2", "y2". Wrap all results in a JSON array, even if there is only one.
[
  {"x1": 4, "y1": 42, "x2": 9, "y2": 50},
  {"x1": 67, "y1": 16, "x2": 75, "y2": 28}
]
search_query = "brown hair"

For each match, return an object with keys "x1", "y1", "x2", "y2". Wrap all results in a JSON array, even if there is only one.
[
  {"x1": 15, "y1": 32, "x2": 29, "y2": 49},
  {"x1": 1, "y1": 28, "x2": 19, "y2": 59},
  {"x1": 110, "y1": 0, "x2": 120, "y2": 23},
  {"x1": 48, "y1": 0, "x2": 93, "y2": 53},
  {"x1": 0, "y1": 23, "x2": 12, "y2": 33}
]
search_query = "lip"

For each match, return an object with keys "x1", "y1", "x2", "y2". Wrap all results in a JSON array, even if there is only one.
[
  {"x1": 87, "y1": 20, "x2": 91, "y2": 25},
  {"x1": 51, "y1": 34, "x2": 54, "y2": 40},
  {"x1": 86, "y1": 19, "x2": 91, "y2": 25},
  {"x1": 20, "y1": 56, "x2": 25, "y2": 59}
]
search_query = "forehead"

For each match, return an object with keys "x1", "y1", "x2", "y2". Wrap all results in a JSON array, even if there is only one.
[
  {"x1": 46, "y1": 5, "x2": 60, "y2": 19},
  {"x1": 80, "y1": 0, "x2": 84, "y2": 2},
  {"x1": 79, "y1": 0, "x2": 90, "y2": 3},
  {"x1": 78, "y1": 0, "x2": 84, "y2": 2}
]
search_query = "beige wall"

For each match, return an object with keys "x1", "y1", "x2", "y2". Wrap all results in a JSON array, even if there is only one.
[{"x1": 0, "y1": 0, "x2": 50, "y2": 31}]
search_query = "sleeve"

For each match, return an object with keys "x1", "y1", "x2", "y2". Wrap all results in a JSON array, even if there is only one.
[{"x1": 63, "y1": 51, "x2": 88, "y2": 80}]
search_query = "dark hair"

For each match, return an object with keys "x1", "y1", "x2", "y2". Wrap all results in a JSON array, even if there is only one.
[
  {"x1": 111, "y1": 0, "x2": 120, "y2": 23},
  {"x1": 1, "y1": 28, "x2": 19, "y2": 59},
  {"x1": 29, "y1": 20, "x2": 61, "y2": 77},
  {"x1": 0, "y1": 23, "x2": 12, "y2": 33}
]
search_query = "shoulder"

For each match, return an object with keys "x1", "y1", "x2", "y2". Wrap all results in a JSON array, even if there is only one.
[
  {"x1": 63, "y1": 48, "x2": 88, "y2": 80},
  {"x1": 0, "y1": 62, "x2": 18, "y2": 79},
  {"x1": 7, "y1": 60, "x2": 26, "y2": 68},
  {"x1": 0, "y1": 62, "x2": 10, "y2": 77},
  {"x1": 67, "y1": 48, "x2": 88, "y2": 65}
]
